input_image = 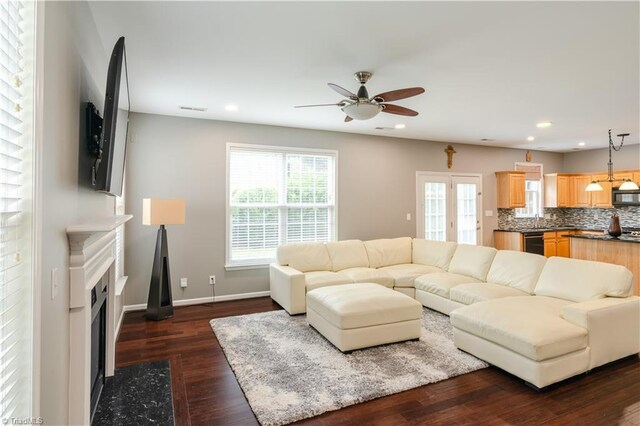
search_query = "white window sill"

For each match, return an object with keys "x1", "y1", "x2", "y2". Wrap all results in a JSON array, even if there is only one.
[
  {"x1": 224, "y1": 263, "x2": 270, "y2": 271},
  {"x1": 115, "y1": 276, "x2": 128, "y2": 296}
]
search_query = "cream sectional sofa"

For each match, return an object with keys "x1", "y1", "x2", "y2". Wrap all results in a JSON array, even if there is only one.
[{"x1": 269, "y1": 237, "x2": 640, "y2": 388}]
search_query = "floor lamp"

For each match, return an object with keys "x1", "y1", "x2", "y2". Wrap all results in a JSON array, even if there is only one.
[{"x1": 143, "y1": 198, "x2": 186, "y2": 320}]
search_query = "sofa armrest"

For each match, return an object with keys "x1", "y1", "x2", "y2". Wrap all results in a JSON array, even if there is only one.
[
  {"x1": 562, "y1": 296, "x2": 640, "y2": 369},
  {"x1": 269, "y1": 264, "x2": 306, "y2": 315}
]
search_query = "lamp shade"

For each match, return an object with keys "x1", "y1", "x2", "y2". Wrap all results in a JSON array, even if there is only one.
[
  {"x1": 585, "y1": 181, "x2": 603, "y2": 192},
  {"x1": 143, "y1": 198, "x2": 185, "y2": 225},
  {"x1": 619, "y1": 180, "x2": 640, "y2": 191},
  {"x1": 341, "y1": 103, "x2": 381, "y2": 120}
]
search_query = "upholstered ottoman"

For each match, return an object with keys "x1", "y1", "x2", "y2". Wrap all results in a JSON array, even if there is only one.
[{"x1": 306, "y1": 283, "x2": 423, "y2": 352}]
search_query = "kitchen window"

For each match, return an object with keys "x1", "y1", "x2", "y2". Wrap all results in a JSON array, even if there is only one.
[
  {"x1": 515, "y1": 163, "x2": 543, "y2": 218},
  {"x1": 226, "y1": 144, "x2": 337, "y2": 268}
]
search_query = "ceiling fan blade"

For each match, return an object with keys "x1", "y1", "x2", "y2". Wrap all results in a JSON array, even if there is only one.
[
  {"x1": 373, "y1": 87, "x2": 425, "y2": 103},
  {"x1": 381, "y1": 104, "x2": 419, "y2": 116},
  {"x1": 328, "y1": 83, "x2": 357, "y2": 99},
  {"x1": 294, "y1": 103, "x2": 343, "y2": 108},
  {"x1": 344, "y1": 115, "x2": 353, "y2": 122}
]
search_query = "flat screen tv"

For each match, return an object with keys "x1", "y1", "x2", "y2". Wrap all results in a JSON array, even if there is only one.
[{"x1": 92, "y1": 36, "x2": 129, "y2": 197}]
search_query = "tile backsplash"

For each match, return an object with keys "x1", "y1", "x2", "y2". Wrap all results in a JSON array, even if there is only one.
[{"x1": 497, "y1": 206, "x2": 640, "y2": 230}]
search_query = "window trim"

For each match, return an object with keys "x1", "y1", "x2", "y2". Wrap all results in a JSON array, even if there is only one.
[
  {"x1": 225, "y1": 143, "x2": 339, "y2": 269},
  {"x1": 514, "y1": 162, "x2": 544, "y2": 218}
]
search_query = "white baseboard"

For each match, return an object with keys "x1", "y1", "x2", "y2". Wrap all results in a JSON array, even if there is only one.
[{"x1": 123, "y1": 290, "x2": 271, "y2": 312}]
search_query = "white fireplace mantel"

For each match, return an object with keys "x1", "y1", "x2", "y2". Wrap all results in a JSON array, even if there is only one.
[{"x1": 67, "y1": 214, "x2": 132, "y2": 425}]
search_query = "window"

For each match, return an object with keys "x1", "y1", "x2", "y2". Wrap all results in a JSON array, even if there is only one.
[
  {"x1": 226, "y1": 144, "x2": 337, "y2": 267},
  {"x1": 0, "y1": 0, "x2": 36, "y2": 418},
  {"x1": 514, "y1": 163, "x2": 543, "y2": 218}
]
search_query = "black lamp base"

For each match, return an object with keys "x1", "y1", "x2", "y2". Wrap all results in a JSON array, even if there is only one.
[{"x1": 146, "y1": 225, "x2": 174, "y2": 320}]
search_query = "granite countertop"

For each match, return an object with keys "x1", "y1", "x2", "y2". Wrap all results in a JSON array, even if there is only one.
[
  {"x1": 566, "y1": 234, "x2": 640, "y2": 244},
  {"x1": 494, "y1": 227, "x2": 598, "y2": 234}
]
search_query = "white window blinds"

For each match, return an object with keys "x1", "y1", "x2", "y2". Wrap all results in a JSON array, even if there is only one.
[
  {"x1": 1, "y1": 0, "x2": 34, "y2": 419},
  {"x1": 227, "y1": 145, "x2": 337, "y2": 266}
]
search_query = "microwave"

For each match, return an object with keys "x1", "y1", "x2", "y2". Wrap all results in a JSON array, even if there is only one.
[{"x1": 612, "y1": 189, "x2": 640, "y2": 206}]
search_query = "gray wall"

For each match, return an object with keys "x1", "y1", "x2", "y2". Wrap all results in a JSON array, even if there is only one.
[
  {"x1": 40, "y1": 2, "x2": 116, "y2": 423},
  {"x1": 563, "y1": 144, "x2": 640, "y2": 173},
  {"x1": 124, "y1": 112, "x2": 564, "y2": 305}
]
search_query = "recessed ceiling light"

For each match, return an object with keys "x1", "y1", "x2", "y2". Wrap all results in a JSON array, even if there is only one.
[
  {"x1": 578, "y1": 141, "x2": 586, "y2": 146},
  {"x1": 225, "y1": 104, "x2": 239, "y2": 112},
  {"x1": 536, "y1": 121, "x2": 552, "y2": 128},
  {"x1": 394, "y1": 124, "x2": 406, "y2": 129},
  {"x1": 527, "y1": 136, "x2": 535, "y2": 141}
]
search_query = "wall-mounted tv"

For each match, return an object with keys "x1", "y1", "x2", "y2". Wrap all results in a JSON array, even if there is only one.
[{"x1": 90, "y1": 36, "x2": 129, "y2": 197}]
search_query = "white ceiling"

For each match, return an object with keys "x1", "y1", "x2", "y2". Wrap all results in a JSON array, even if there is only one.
[{"x1": 87, "y1": 1, "x2": 640, "y2": 152}]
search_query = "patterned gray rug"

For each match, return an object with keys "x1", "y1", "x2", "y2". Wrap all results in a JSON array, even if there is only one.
[{"x1": 210, "y1": 308, "x2": 488, "y2": 426}]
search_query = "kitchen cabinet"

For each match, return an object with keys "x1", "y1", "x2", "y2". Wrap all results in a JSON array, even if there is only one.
[
  {"x1": 494, "y1": 231, "x2": 523, "y2": 251},
  {"x1": 590, "y1": 174, "x2": 613, "y2": 207},
  {"x1": 495, "y1": 171, "x2": 526, "y2": 208},
  {"x1": 543, "y1": 231, "x2": 574, "y2": 258},
  {"x1": 634, "y1": 172, "x2": 640, "y2": 186},
  {"x1": 544, "y1": 174, "x2": 573, "y2": 208},
  {"x1": 571, "y1": 175, "x2": 592, "y2": 207},
  {"x1": 556, "y1": 236, "x2": 570, "y2": 257}
]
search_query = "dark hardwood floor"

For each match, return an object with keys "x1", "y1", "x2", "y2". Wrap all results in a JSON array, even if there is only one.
[{"x1": 116, "y1": 298, "x2": 640, "y2": 426}]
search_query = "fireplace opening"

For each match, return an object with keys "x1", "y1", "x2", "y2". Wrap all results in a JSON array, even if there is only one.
[{"x1": 90, "y1": 274, "x2": 108, "y2": 422}]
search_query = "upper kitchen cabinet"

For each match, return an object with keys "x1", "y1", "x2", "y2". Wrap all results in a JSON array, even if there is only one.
[
  {"x1": 495, "y1": 171, "x2": 526, "y2": 208},
  {"x1": 634, "y1": 172, "x2": 640, "y2": 186},
  {"x1": 571, "y1": 175, "x2": 592, "y2": 207},
  {"x1": 544, "y1": 174, "x2": 573, "y2": 208}
]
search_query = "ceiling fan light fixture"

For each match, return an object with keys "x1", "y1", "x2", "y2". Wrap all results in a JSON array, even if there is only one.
[
  {"x1": 341, "y1": 102, "x2": 381, "y2": 120},
  {"x1": 585, "y1": 181, "x2": 604, "y2": 192},
  {"x1": 619, "y1": 179, "x2": 640, "y2": 191}
]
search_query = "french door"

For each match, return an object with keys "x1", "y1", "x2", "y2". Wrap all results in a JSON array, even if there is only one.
[{"x1": 416, "y1": 173, "x2": 482, "y2": 245}]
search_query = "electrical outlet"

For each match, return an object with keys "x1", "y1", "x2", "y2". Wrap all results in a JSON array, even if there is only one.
[
  {"x1": 180, "y1": 278, "x2": 188, "y2": 288},
  {"x1": 51, "y1": 268, "x2": 58, "y2": 300},
  {"x1": 406, "y1": 213, "x2": 411, "y2": 221},
  {"x1": 209, "y1": 275, "x2": 216, "y2": 285}
]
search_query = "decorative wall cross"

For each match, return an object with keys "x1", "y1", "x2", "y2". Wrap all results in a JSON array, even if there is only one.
[{"x1": 445, "y1": 145, "x2": 456, "y2": 169}]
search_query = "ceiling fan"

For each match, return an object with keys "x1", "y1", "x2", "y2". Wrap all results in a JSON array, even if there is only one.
[{"x1": 295, "y1": 71, "x2": 425, "y2": 122}]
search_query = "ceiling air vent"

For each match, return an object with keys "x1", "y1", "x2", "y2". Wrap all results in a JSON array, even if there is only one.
[
  {"x1": 179, "y1": 105, "x2": 207, "y2": 112},
  {"x1": 375, "y1": 126, "x2": 394, "y2": 130}
]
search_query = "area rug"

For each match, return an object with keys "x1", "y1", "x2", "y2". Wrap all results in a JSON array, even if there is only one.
[{"x1": 210, "y1": 308, "x2": 488, "y2": 426}]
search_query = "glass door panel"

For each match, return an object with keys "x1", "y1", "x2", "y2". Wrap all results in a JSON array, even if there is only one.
[
  {"x1": 424, "y1": 182, "x2": 447, "y2": 241},
  {"x1": 455, "y1": 181, "x2": 478, "y2": 244}
]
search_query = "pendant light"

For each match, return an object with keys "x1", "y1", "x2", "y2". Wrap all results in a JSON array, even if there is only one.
[{"x1": 585, "y1": 130, "x2": 639, "y2": 192}]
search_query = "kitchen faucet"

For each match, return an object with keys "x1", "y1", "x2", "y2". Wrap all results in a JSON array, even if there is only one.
[{"x1": 534, "y1": 213, "x2": 540, "y2": 228}]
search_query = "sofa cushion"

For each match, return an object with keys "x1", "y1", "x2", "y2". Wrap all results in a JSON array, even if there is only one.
[
  {"x1": 306, "y1": 283, "x2": 422, "y2": 330},
  {"x1": 451, "y1": 296, "x2": 588, "y2": 361},
  {"x1": 450, "y1": 283, "x2": 529, "y2": 305},
  {"x1": 535, "y1": 257, "x2": 633, "y2": 302},
  {"x1": 412, "y1": 239, "x2": 458, "y2": 270},
  {"x1": 447, "y1": 244, "x2": 497, "y2": 281},
  {"x1": 364, "y1": 237, "x2": 412, "y2": 268},
  {"x1": 414, "y1": 272, "x2": 481, "y2": 298},
  {"x1": 340, "y1": 267, "x2": 395, "y2": 288},
  {"x1": 277, "y1": 242, "x2": 332, "y2": 273},
  {"x1": 486, "y1": 250, "x2": 547, "y2": 294},
  {"x1": 326, "y1": 240, "x2": 369, "y2": 271},
  {"x1": 379, "y1": 263, "x2": 443, "y2": 288},
  {"x1": 305, "y1": 271, "x2": 353, "y2": 292}
]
